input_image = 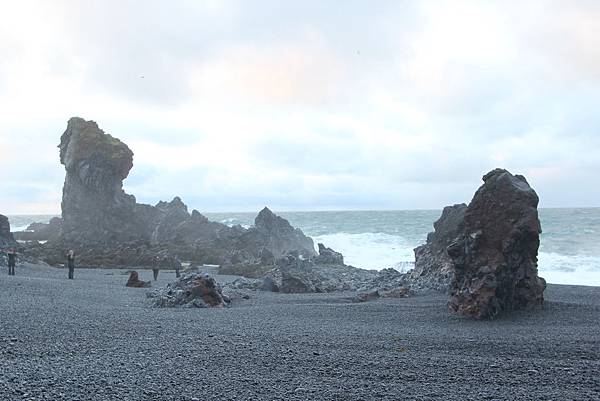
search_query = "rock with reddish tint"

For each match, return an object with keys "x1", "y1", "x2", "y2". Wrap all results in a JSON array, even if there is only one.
[
  {"x1": 148, "y1": 273, "x2": 229, "y2": 308},
  {"x1": 448, "y1": 169, "x2": 546, "y2": 319},
  {"x1": 125, "y1": 271, "x2": 151, "y2": 288}
]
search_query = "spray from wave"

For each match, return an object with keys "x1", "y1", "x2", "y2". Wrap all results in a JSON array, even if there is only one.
[
  {"x1": 312, "y1": 232, "x2": 416, "y2": 272},
  {"x1": 313, "y1": 232, "x2": 600, "y2": 286},
  {"x1": 538, "y1": 252, "x2": 600, "y2": 286}
]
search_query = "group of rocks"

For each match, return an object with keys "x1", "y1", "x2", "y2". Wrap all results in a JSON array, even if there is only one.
[
  {"x1": 408, "y1": 168, "x2": 546, "y2": 319},
  {"x1": 7, "y1": 117, "x2": 547, "y2": 319}
]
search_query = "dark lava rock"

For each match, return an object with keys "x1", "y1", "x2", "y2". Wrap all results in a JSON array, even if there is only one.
[
  {"x1": 13, "y1": 217, "x2": 63, "y2": 242},
  {"x1": 262, "y1": 253, "x2": 321, "y2": 293},
  {"x1": 125, "y1": 271, "x2": 151, "y2": 288},
  {"x1": 27, "y1": 117, "x2": 340, "y2": 270},
  {"x1": 148, "y1": 273, "x2": 229, "y2": 308},
  {"x1": 313, "y1": 243, "x2": 344, "y2": 265},
  {"x1": 409, "y1": 204, "x2": 466, "y2": 293},
  {"x1": 241, "y1": 207, "x2": 317, "y2": 259},
  {"x1": 59, "y1": 117, "x2": 147, "y2": 245},
  {"x1": 0, "y1": 214, "x2": 16, "y2": 249},
  {"x1": 448, "y1": 168, "x2": 546, "y2": 319}
]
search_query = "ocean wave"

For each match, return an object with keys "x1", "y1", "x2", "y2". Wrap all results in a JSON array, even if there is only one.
[
  {"x1": 538, "y1": 252, "x2": 600, "y2": 286},
  {"x1": 312, "y1": 232, "x2": 600, "y2": 286},
  {"x1": 220, "y1": 218, "x2": 251, "y2": 229},
  {"x1": 312, "y1": 232, "x2": 417, "y2": 271}
]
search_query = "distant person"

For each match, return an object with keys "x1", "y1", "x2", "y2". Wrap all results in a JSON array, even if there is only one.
[
  {"x1": 7, "y1": 248, "x2": 16, "y2": 276},
  {"x1": 175, "y1": 257, "x2": 181, "y2": 278},
  {"x1": 152, "y1": 256, "x2": 160, "y2": 281},
  {"x1": 67, "y1": 250, "x2": 75, "y2": 279}
]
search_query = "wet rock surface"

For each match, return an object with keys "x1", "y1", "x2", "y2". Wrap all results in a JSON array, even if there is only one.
[
  {"x1": 448, "y1": 169, "x2": 546, "y2": 319},
  {"x1": 0, "y1": 264, "x2": 598, "y2": 401}
]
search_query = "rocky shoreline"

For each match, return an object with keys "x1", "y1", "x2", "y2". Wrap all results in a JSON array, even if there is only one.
[{"x1": 2, "y1": 117, "x2": 550, "y2": 320}]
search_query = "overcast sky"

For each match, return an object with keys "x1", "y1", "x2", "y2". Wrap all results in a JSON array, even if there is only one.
[{"x1": 1, "y1": 0, "x2": 599, "y2": 214}]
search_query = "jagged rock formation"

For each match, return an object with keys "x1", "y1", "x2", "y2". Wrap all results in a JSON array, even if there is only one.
[
  {"x1": 148, "y1": 273, "x2": 229, "y2": 308},
  {"x1": 27, "y1": 117, "x2": 326, "y2": 268},
  {"x1": 59, "y1": 117, "x2": 143, "y2": 244},
  {"x1": 409, "y1": 204, "x2": 466, "y2": 292},
  {"x1": 125, "y1": 271, "x2": 151, "y2": 288},
  {"x1": 448, "y1": 169, "x2": 546, "y2": 319},
  {"x1": 238, "y1": 207, "x2": 317, "y2": 259},
  {"x1": 313, "y1": 243, "x2": 344, "y2": 265},
  {"x1": 0, "y1": 214, "x2": 17, "y2": 249},
  {"x1": 13, "y1": 217, "x2": 62, "y2": 242}
]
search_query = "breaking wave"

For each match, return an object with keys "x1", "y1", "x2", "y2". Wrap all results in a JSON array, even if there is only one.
[{"x1": 312, "y1": 232, "x2": 417, "y2": 271}]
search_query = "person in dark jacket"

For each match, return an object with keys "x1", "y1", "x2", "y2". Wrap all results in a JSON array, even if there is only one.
[
  {"x1": 152, "y1": 256, "x2": 160, "y2": 281},
  {"x1": 7, "y1": 248, "x2": 16, "y2": 276},
  {"x1": 174, "y1": 256, "x2": 182, "y2": 278},
  {"x1": 67, "y1": 250, "x2": 75, "y2": 279}
]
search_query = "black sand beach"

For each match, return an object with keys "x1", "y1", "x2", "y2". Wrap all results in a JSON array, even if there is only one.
[{"x1": 1, "y1": 264, "x2": 599, "y2": 400}]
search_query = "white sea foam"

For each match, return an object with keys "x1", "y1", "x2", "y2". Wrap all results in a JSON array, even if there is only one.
[
  {"x1": 220, "y1": 218, "x2": 251, "y2": 229},
  {"x1": 538, "y1": 252, "x2": 600, "y2": 286},
  {"x1": 312, "y1": 232, "x2": 416, "y2": 271},
  {"x1": 313, "y1": 232, "x2": 600, "y2": 286}
]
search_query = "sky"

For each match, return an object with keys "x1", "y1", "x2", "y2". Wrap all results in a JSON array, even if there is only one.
[{"x1": 1, "y1": 0, "x2": 599, "y2": 214}]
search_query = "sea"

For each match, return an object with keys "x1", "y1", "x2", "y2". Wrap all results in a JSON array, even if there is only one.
[{"x1": 7, "y1": 208, "x2": 600, "y2": 286}]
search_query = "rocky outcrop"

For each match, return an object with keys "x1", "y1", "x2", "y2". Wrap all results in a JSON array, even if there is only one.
[
  {"x1": 125, "y1": 271, "x2": 151, "y2": 288},
  {"x1": 13, "y1": 217, "x2": 62, "y2": 242},
  {"x1": 30, "y1": 117, "x2": 329, "y2": 269},
  {"x1": 148, "y1": 273, "x2": 229, "y2": 308},
  {"x1": 239, "y1": 207, "x2": 317, "y2": 259},
  {"x1": 409, "y1": 204, "x2": 466, "y2": 293},
  {"x1": 448, "y1": 169, "x2": 546, "y2": 319},
  {"x1": 59, "y1": 117, "x2": 144, "y2": 245},
  {"x1": 313, "y1": 243, "x2": 344, "y2": 265},
  {"x1": 0, "y1": 214, "x2": 17, "y2": 249}
]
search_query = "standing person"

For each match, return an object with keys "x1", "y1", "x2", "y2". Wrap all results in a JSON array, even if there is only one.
[
  {"x1": 7, "y1": 248, "x2": 16, "y2": 276},
  {"x1": 67, "y1": 250, "x2": 75, "y2": 279},
  {"x1": 152, "y1": 256, "x2": 160, "y2": 281},
  {"x1": 175, "y1": 257, "x2": 181, "y2": 278}
]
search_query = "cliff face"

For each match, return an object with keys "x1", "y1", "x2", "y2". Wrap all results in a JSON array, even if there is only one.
[{"x1": 59, "y1": 117, "x2": 142, "y2": 244}]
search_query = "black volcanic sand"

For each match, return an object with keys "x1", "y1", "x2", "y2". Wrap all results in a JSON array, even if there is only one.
[{"x1": 1, "y1": 264, "x2": 599, "y2": 401}]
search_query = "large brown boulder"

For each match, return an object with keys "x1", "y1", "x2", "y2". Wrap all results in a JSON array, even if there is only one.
[
  {"x1": 126, "y1": 271, "x2": 152, "y2": 288},
  {"x1": 448, "y1": 169, "x2": 546, "y2": 319}
]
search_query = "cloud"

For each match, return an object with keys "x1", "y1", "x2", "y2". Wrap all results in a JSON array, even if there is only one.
[{"x1": 0, "y1": 0, "x2": 599, "y2": 214}]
